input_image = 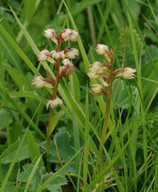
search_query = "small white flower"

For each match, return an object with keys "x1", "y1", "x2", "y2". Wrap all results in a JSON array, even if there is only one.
[
  {"x1": 46, "y1": 98, "x2": 63, "y2": 109},
  {"x1": 62, "y1": 59, "x2": 73, "y2": 66},
  {"x1": 96, "y1": 44, "x2": 109, "y2": 55},
  {"x1": 38, "y1": 50, "x2": 50, "y2": 62},
  {"x1": 60, "y1": 51, "x2": 66, "y2": 59},
  {"x1": 66, "y1": 48, "x2": 79, "y2": 59},
  {"x1": 44, "y1": 29, "x2": 56, "y2": 38},
  {"x1": 116, "y1": 67, "x2": 136, "y2": 79},
  {"x1": 32, "y1": 76, "x2": 45, "y2": 88},
  {"x1": 44, "y1": 29, "x2": 58, "y2": 44},
  {"x1": 61, "y1": 29, "x2": 72, "y2": 41},
  {"x1": 51, "y1": 50, "x2": 65, "y2": 60},
  {"x1": 69, "y1": 30, "x2": 78, "y2": 42},
  {"x1": 61, "y1": 29, "x2": 78, "y2": 42}
]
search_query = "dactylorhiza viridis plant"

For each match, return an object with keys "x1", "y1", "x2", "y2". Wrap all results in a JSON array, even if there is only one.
[
  {"x1": 87, "y1": 44, "x2": 136, "y2": 190},
  {"x1": 32, "y1": 28, "x2": 79, "y2": 154}
]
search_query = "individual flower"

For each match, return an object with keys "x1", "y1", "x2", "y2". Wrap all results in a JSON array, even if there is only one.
[
  {"x1": 91, "y1": 84, "x2": 104, "y2": 95},
  {"x1": 38, "y1": 50, "x2": 50, "y2": 62},
  {"x1": 96, "y1": 44, "x2": 109, "y2": 55},
  {"x1": 32, "y1": 76, "x2": 45, "y2": 88},
  {"x1": 96, "y1": 44, "x2": 111, "y2": 62},
  {"x1": 62, "y1": 58, "x2": 73, "y2": 66},
  {"x1": 59, "y1": 59, "x2": 74, "y2": 76},
  {"x1": 61, "y1": 29, "x2": 72, "y2": 41},
  {"x1": 61, "y1": 29, "x2": 78, "y2": 42},
  {"x1": 114, "y1": 67, "x2": 136, "y2": 79},
  {"x1": 69, "y1": 30, "x2": 78, "y2": 42},
  {"x1": 44, "y1": 29, "x2": 58, "y2": 44},
  {"x1": 65, "y1": 48, "x2": 79, "y2": 59},
  {"x1": 50, "y1": 50, "x2": 65, "y2": 60},
  {"x1": 46, "y1": 98, "x2": 63, "y2": 109}
]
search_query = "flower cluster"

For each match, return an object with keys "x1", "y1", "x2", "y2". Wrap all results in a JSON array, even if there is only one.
[
  {"x1": 87, "y1": 44, "x2": 136, "y2": 96},
  {"x1": 33, "y1": 28, "x2": 79, "y2": 109}
]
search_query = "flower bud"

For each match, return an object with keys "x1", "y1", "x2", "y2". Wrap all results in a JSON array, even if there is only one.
[
  {"x1": 32, "y1": 76, "x2": 45, "y2": 88},
  {"x1": 38, "y1": 50, "x2": 50, "y2": 62},
  {"x1": 46, "y1": 98, "x2": 63, "y2": 109}
]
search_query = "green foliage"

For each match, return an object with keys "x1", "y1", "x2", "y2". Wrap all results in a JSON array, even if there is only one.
[
  {"x1": 0, "y1": 0, "x2": 158, "y2": 191},
  {"x1": 17, "y1": 163, "x2": 67, "y2": 192}
]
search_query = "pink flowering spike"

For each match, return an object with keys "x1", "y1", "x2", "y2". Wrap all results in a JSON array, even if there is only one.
[
  {"x1": 32, "y1": 76, "x2": 45, "y2": 88},
  {"x1": 38, "y1": 50, "x2": 50, "y2": 62},
  {"x1": 65, "y1": 48, "x2": 79, "y2": 59},
  {"x1": 46, "y1": 98, "x2": 63, "y2": 109}
]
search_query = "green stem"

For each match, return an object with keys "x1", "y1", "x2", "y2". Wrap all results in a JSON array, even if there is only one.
[{"x1": 99, "y1": 57, "x2": 113, "y2": 190}]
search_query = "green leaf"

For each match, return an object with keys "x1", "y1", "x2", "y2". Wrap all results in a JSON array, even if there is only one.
[
  {"x1": 42, "y1": 173, "x2": 67, "y2": 192},
  {"x1": 0, "y1": 130, "x2": 28, "y2": 192},
  {"x1": 0, "y1": 137, "x2": 29, "y2": 164},
  {"x1": 23, "y1": 0, "x2": 36, "y2": 23},
  {"x1": 47, "y1": 129, "x2": 75, "y2": 163},
  {"x1": 35, "y1": 147, "x2": 82, "y2": 192},
  {"x1": 127, "y1": 0, "x2": 140, "y2": 20},
  {"x1": 112, "y1": 79, "x2": 137, "y2": 109},
  {"x1": 24, "y1": 155, "x2": 42, "y2": 192},
  {"x1": 2, "y1": 182, "x2": 16, "y2": 192},
  {"x1": 27, "y1": 130, "x2": 44, "y2": 167},
  {"x1": 18, "y1": 164, "x2": 37, "y2": 191},
  {"x1": 0, "y1": 109, "x2": 13, "y2": 130},
  {"x1": 0, "y1": 13, "x2": 23, "y2": 72},
  {"x1": 70, "y1": 0, "x2": 102, "y2": 16},
  {"x1": 4, "y1": 66, "x2": 32, "y2": 91}
]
